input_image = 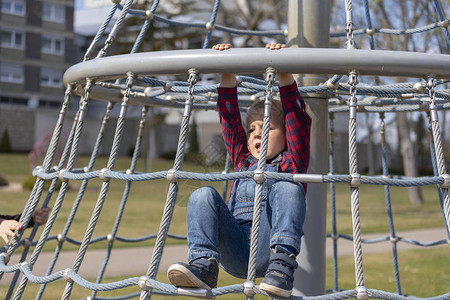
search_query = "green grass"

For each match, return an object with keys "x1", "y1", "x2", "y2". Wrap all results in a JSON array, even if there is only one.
[{"x1": 0, "y1": 153, "x2": 449, "y2": 298}]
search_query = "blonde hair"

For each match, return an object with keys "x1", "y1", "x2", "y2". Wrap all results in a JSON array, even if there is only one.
[{"x1": 246, "y1": 100, "x2": 285, "y2": 130}]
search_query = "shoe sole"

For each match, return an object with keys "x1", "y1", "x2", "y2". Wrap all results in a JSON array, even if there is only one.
[
  {"x1": 259, "y1": 282, "x2": 292, "y2": 298},
  {"x1": 167, "y1": 264, "x2": 211, "y2": 289}
]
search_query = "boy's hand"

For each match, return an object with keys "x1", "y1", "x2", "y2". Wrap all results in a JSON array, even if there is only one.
[
  {"x1": 212, "y1": 43, "x2": 232, "y2": 51},
  {"x1": 265, "y1": 43, "x2": 294, "y2": 87},
  {"x1": 213, "y1": 44, "x2": 236, "y2": 87},
  {"x1": 0, "y1": 220, "x2": 22, "y2": 244},
  {"x1": 32, "y1": 207, "x2": 50, "y2": 225},
  {"x1": 265, "y1": 43, "x2": 286, "y2": 50}
]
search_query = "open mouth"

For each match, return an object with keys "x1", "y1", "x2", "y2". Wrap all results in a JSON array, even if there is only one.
[{"x1": 255, "y1": 143, "x2": 261, "y2": 151}]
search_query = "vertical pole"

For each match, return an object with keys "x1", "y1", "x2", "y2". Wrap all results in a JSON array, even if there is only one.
[{"x1": 288, "y1": 0, "x2": 330, "y2": 296}]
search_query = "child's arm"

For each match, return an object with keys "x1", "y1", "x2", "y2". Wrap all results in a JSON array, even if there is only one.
[
  {"x1": 214, "y1": 44, "x2": 249, "y2": 169},
  {"x1": 280, "y1": 82, "x2": 311, "y2": 174},
  {"x1": 213, "y1": 44, "x2": 237, "y2": 88},
  {"x1": 264, "y1": 44, "x2": 311, "y2": 173}
]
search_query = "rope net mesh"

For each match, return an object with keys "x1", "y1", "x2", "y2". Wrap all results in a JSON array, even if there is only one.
[{"x1": 1, "y1": 0, "x2": 449, "y2": 299}]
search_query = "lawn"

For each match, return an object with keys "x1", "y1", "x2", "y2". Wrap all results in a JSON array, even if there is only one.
[{"x1": 0, "y1": 153, "x2": 449, "y2": 299}]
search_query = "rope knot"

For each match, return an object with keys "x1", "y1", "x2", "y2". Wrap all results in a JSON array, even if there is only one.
[
  {"x1": 138, "y1": 276, "x2": 151, "y2": 291},
  {"x1": 167, "y1": 169, "x2": 178, "y2": 183},
  {"x1": 243, "y1": 281, "x2": 256, "y2": 297},
  {"x1": 355, "y1": 286, "x2": 368, "y2": 300},
  {"x1": 350, "y1": 173, "x2": 361, "y2": 187},
  {"x1": 253, "y1": 169, "x2": 265, "y2": 184},
  {"x1": 439, "y1": 174, "x2": 450, "y2": 189}
]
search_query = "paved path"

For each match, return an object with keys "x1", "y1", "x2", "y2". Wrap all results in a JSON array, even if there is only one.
[{"x1": 1, "y1": 227, "x2": 448, "y2": 285}]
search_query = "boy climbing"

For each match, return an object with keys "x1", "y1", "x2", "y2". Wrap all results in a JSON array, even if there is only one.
[{"x1": 168, "y1": 43, "x2": 311, "y2": 298}]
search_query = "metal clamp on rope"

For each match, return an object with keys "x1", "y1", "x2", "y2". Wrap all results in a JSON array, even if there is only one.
[
  {"x1": 188, "y1": 68, "x2": 199, "y2": 85},
  {"x1": 20, "y1": 261, "x2": 32, "y2": 273},
  {"x1": 23, "y1": 238, "x2": 32, "y2": 249},
  {"x1": 99, "y1": 168, "x2": 110, "y2": 182},
  {"x1": 63, "y1": 268, "x2": 74, "y2": 282},
  {"x1": 264, "y1": 67, "x2": 276, "y2": 84},
  {"x1": 164, "y1": 81, "x2": 173, "y2": 92},
  {"x1": 58, "y1": 169, "x2": 69, "y2": 182},
  {"x1": 107, "y1": 234, "x2": 115, "y2": 244},
  {"x1": 177, "y1": 287, "x2": 214, "y2": 299},
  {"x1": 145, "y1": 10, "x2": 154, "y2": 20},
  {"x1": 325, "y1": 79, "x2": 339, "y2": 91},
  {"x1": 167, "y1": 169, "x2": 178, "y2": 183},
  {"x1": 253, "y1": 169, "x2": 265, "y2": 184},
  {"x1": 390, "y1": 236, "x2": 400, "y2": 244},
  {"x1": 293, "y1": 174, "x2": 323, "y2": 183},
  {"x1": 243, "y1": 281, "x2": 256, "y2": 297},
  {"x1": 33, "y1": 165, "x2": 45, "y2": 178},
  {"x1": 205, "y1": 22, "x2": 214, "y2": 31},
  {"x1": 350, "y1": 173, "x2": 361, "y2": 188},
  {"x1": 355, "y1": 286, "x2": 368, "y2": 300},
  {"x1": 426, "y1": 77, "x2": 438, "y2": 121},
  {"x1": 57, "y1": 234, "x2": 66, "y2": 244},
  {"x1": 138, "y1": 275, "x2": 151, "y2": 291},
  {"x1": 0, "y1": 253, "x2": 10, "y2": 264},
  {"x1": 440, "y1": 174, "x2": 450, "y2": 189}
]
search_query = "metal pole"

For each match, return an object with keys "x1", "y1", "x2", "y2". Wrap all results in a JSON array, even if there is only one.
[{"x1": 288, "y1": 0, "x2": 330, "y2": 296}]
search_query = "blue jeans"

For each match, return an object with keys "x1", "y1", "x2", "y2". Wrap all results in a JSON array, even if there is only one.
[{"x1": 187, "y1": 180, "x2": 306, "y2": 278}]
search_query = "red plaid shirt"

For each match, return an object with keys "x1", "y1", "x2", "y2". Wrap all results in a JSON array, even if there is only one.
[{"x1": 217, "y1": 82, "x2": 311, "y2": 190}]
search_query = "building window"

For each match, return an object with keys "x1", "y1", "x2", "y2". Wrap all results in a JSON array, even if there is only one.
[
  {"x1": 38, "y1": 99, "x2": 61, "y2": 109},
  {"x1": 0, "y1": 62, "x2": 24, "y2": 83},
  {"x1": 0, "y1": 95, "x2": 28, "y2": 106},
  {"x1": 40, "y1": 67, "x2": 63, "y2": 88},
  {"x1": 42, "y1": 34, "x2": 65, "y2": 55},
  {"x1": 42, "y1": 3, "x2": 65, "y2": 23},
  {"x1": 1, "y1": 29, "x2": 25, "y2": 49},
  {"x1": 1, "y1": 0, "x2": 25, "y2": 16}
]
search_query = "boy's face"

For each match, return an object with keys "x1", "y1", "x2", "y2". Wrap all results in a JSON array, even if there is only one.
[{"x1": 247, "y1": 119, "x2": 286, "y2": 160}]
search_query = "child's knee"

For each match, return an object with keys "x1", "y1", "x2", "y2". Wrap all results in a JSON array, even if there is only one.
[{"x1": 189, "y1": 186, "x2": 221, "y2": 206}]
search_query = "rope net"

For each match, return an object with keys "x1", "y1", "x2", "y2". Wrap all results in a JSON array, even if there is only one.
[{"x1": 1, "y1": 0, "x2": 449, "y2": 299}]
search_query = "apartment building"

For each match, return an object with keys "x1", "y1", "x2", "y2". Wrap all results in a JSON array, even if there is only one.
[{"x1": 0, "y1": 0, "x2": 75, "y2": 152}]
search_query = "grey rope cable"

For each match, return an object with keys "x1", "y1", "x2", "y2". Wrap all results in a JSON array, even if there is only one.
[
  {"x1": 329, "y1": 112, "x2": 340, "y2": 292},
  {"x1": 1, "y1": 86, "x2": 74, "y2": 267},
  {"x1": 36, "y1": 101, "x2": 115, "y2": 300},
  {"x1": 347, "y1": 72, "x2": 366, "y2": 295},
  {"x1": 12, "y1": 82, "x2": 92, "y2": 299},
  {"x1": 432, "y1": 0, "x2": 450, "y2": 47},
  {"x1": 379, "y1": 112, "x2": 402, "y2": 295},
  {"x1": 244, "y1": 67, "x2": 275, "y2": 299},
  {"x1": 426, "y1": 78, "x2": 450, "y2": 232},
  {"x1": 4, "y1": 88, "x2": 77, "y2": 299},
  {"x1": 10, "y1": 102, "x2": 80, "y2": 300},
  {"x1": 139, "y1": 69, "x2": 198, "y2": 300},
  {"x1": 96, "y1": 0, "x2": 135, "y2": 59},
  {"x1": 202, "y1": 0, "x2": 221, "y2": 49},
  {"x1": 345, "y1": 0, "x2": 356, "y2": 49},
  {"x1": 61, "y1": 74, "x2": 135, "y2": 300},
  {"x1": 84, "y1": 2, "x2": 120, "y2": 61},
  {"x1": 90, "y1": 105, "x2": 149, "y2": 300}
]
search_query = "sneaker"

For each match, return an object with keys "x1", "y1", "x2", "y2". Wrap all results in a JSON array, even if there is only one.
[
  {"x1": 259, "y1": 246, "x2": 298, "y2": 298},
  {"x1": 167, "y1": 257, "x2": 218, "y2": 289}
]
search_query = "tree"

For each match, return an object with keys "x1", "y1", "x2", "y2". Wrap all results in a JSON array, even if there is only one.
[{"x1": 0, "y1": 129, "x2": 12, "y2": 153}]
